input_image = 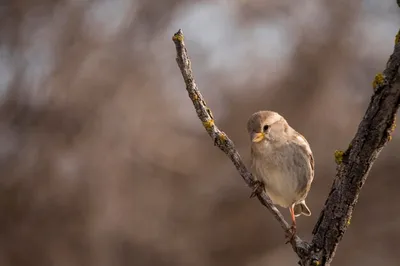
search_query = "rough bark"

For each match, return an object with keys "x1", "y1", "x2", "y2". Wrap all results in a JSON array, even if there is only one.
[{"x1": 172, "y1": 19, "x2": 400, "y2": 265}]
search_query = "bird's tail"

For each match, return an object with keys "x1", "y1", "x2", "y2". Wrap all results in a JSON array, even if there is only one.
[{"x1": 293, "y1": 200, "x2": 311, "y2": 217}]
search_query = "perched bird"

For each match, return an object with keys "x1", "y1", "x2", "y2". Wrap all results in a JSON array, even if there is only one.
[{"x1": 247, "y1": 110, "x2": 314, "y2": 240}]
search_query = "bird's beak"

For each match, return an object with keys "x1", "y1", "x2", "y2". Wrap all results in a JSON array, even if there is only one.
[{"x1": 251, "y1": 132, "x2": 264, "y2": 143}]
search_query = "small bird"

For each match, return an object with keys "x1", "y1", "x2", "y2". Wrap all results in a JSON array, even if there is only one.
[{"x1": 247, "y1": 110, "x2": 314, "y2": 241}]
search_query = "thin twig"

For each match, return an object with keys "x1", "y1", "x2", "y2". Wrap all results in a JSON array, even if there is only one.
[{"x1": 172, "y1": 29, "x2": 309, "y2": 253}]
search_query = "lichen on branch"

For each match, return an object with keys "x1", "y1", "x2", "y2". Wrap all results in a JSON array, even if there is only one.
[
  {"x1": 172, "y1": 24, "x2": 400, "y2": 265},
  {"x1": 171, "y1": 29, "x2": 310, "y2": 254}
]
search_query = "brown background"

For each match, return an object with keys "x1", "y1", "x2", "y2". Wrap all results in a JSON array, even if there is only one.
[{"x1": 0, "y1": 0, "x2": 399, "y2": 265}]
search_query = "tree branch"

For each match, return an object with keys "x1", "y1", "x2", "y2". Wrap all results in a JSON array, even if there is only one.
[
  {"x1": 172, "y1": 25, "x2": 400, "y2": 265},
  {"x1": 172, "y1": 30, "x2": 309, "y2": 254},
  {"x1": 307, "y1": 32, "x2": 400, "y2": 265}
]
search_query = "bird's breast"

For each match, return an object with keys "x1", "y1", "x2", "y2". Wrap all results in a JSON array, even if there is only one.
[
  {"x1": 251, "y1": 142, "x2": 309, "y2": 208},
  {"x1": 253, "y1": 161, "x2": 299, "y2": 207}
]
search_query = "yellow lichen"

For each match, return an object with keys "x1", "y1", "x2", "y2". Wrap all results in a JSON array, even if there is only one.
[
  {"x1": 191, "y1": 93, "x2": 198, "y2": 101},
  {"x1": 391, "y1": 115, "x2": 397, "y2": 132},
  {"x1": 202, "y1": 119, "x2": 214, "y2": 129},
  {"x1": 395, "y1": 30, "x2": 400, "y2": 45},
  {"x1": 334, "y1": 150, "x2": 344, "y2": 165},
  {"x1": 219, "y1": 132, "x2": 227, "y2": 142},
  {"x1": 347, "y1": 218, "x2": 351, "y2": 226},
  {"x1": 312, "y1": 260, "x2": 321, "y2": 266},
  {"x1": 172, "y1": 33, "x2": 184, "y2": 42},
  {"x1": 388, "y1": 115, "x2": 397, "y2": 141},
  {"x1": 372, "y1": 73, "x2": 385, "y2": 90}
]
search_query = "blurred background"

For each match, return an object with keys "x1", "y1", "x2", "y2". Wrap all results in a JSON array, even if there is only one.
[{"x1": 0, "y1": 0, "x2": 399, "y2": 265}]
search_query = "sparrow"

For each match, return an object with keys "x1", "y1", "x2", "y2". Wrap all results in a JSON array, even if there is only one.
[{"x1": 247, "y1": 110, "x2": 314, "y2": 241}]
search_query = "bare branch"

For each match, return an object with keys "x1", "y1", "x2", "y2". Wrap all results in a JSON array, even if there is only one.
[
  {"x1": 172, "y1": 25, "x2": 400, "y2": 266},
  {"x1": 171, "y1": 29, "x2": 309, "y2": 254},
  {"x1": 306, "y1": 31, "x2": 400, "y2": 265}
]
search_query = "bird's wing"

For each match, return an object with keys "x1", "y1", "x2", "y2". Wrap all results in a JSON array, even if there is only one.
[{"x1": 292, "y1": 133, "x2": 314, "y2": 179}]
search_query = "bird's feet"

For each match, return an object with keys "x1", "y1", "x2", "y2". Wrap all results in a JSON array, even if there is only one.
[
  {"x1": 250, "y1": 180, "x2": 264, "y2": 198},
  {"x1": 285, "y1": 224, "x2": 297, "y2": 244}
]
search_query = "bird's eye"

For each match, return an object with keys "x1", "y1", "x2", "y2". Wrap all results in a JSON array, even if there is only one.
[{"x1": 263, "y1": 125, "x2": 269, "y2": 132}]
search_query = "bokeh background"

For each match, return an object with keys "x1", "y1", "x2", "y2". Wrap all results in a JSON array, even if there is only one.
[{"x1": 0, "y1": 0, "x2": 399, "y2": 265}]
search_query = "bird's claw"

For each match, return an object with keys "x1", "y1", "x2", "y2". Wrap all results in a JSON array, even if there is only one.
[
  {"x1": 250, "y1": 180, "x2": 264, "y2": 198},
  {"x1": 285, "y1": 224, "x2": 297, "y2": 244}
]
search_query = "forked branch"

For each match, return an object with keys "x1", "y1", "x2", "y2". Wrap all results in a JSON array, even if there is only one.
[{"x1": 172, "y1": 25, "x2": 400, "y2": 265}]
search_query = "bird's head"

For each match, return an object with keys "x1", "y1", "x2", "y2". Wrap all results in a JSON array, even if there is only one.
[{"x1": 246, "y1": 110, "x2": 289, "y2": 145}]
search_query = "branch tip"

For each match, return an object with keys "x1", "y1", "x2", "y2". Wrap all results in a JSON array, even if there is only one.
[{"x1": 173, "y1": 29, "x2": 184, "y2": 42}]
